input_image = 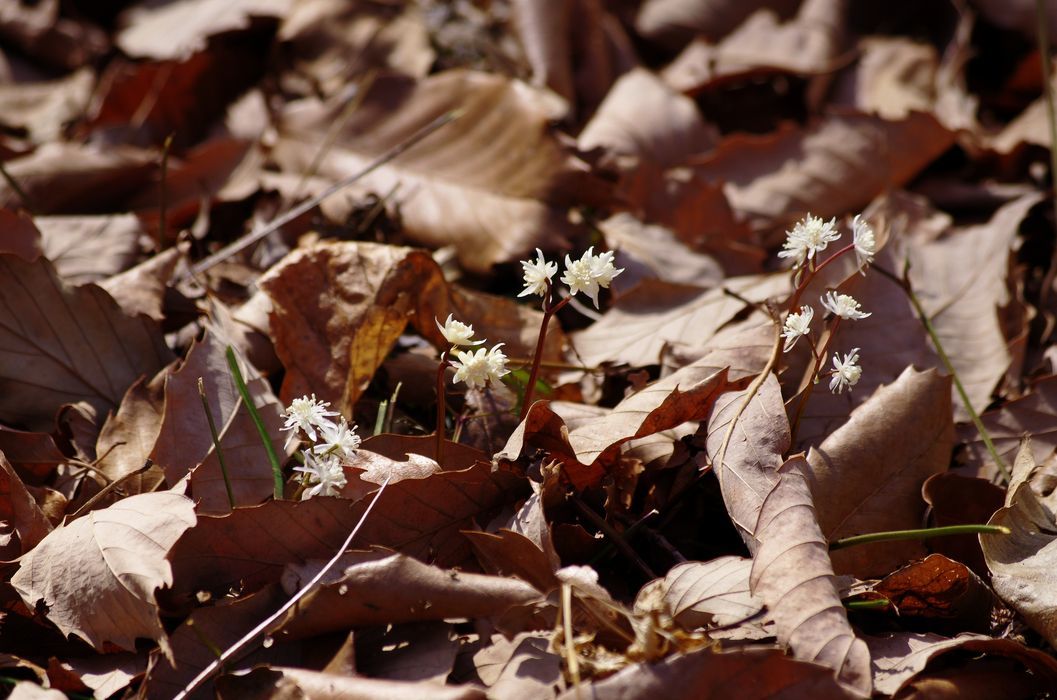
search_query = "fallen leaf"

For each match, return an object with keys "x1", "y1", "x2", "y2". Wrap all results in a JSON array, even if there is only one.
[
  {"x1": 273, "y1": 70, "x2": 610, "y2": 273},
  {"x1": 0, "y1": 451, "x2": 51, "y2": 559},
  {"x1": 0, "y1": 209, "x2": 42, "y2": 260},
  {"x1": 749, "y1": 457, "x2": 872, "y2": 695},
  {"x1": 473, "y1": 632, "x2": 561, "y2": 700},
  {"x1": 599, "y1": 214, "x2": 725, "y2": 294},
  {"x1": 959, "y1": 375, "x2": 1057, "y2": 478},
  {"x1": 215, "y1": 666, "x2": 487, "y2": 700},
  {"x1": 0, "y1": 427, "x2": 65, "y2": 482},
  {"x1": 0, "y1": 253, "x2": 172, "y2": 433},
  {"x1": 356, "y1": 621, "x2": 458, "y2": 683},
  {"x1": 11, "y1": 492, "x2": 196, "y2": 658},
  {"x1": 465, "y1": 528, "x2": 560, "y2": 593},
  {"x1": 921, "y1": 472, "x2": 1005, "y2": 578},
  {"x1": 50, "y1": 654, "x2": 145, "y2": 700},
  {"x1": 806, "y1": 367, "x2": 953, "y2": 577},
  {"x1": 99, "y1": 246, "x2": 183, "y2": 322},
  {"x1": 150, "y1": 330, "x2": 285, "y2": 513},
  {"x1": 634, "y1": 0, "x2": 798, "y2": 48},
  {"x1": 94, "y1": 373, "x2": 167, "y2": 493},
  {"x1": 0, "y1": 0, "x2": 108, "y2": 70},
  {"x1": 873, "y1": 554, "x2": 998, "y2": 633},
  {"x1": 659, "y1": 556, "x2": 763, "y2": 630},
  {"x1": 0, "y1": 68, "x2": 93, "y2": 144},
  {"x1": 37, "y1": 214, "x2": 144, "y2": 285}
]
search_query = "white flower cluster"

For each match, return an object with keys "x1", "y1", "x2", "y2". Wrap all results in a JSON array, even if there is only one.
[
  {"x1": 281, "y1": 394, "x2": 361, "y2": 499},
  {"x1": 436, "y1": 314, "x2": 510, "y2": 389},
  {"x1": 778, "y1": 213, "x2": 878, "y2": 393},
  {"x1": 519, "y1": 246, "x2": 623, "y2": 308}
]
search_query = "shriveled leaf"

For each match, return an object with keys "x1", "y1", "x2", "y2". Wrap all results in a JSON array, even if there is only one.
[
  {"x1": 981, "y1": 445, "x2": 1057, "y2": 647},
  {"x1": 167, "y1": 459, "x2": 527, "y2": 604},
  {"x1": 273, "y1": 551, "x2": 542, "y2": 638},
  {"x1": 150, "y1": 330, "x2": 284, "y2": 513},
  {"x1": 555, "y1": 645, "x2": 864, "y2": 699},
  {"x1": 0, "y1": 451, "x2": 51, "y2": 559},
  {"x1": 216, "y1": 666, "x2": 487, "y2": 700},
  {"x1": 749, "y1": 457, "x2": 872, "y2": 695},
  {"x1": 0, "y1": 253, "x2": 172, "y2": 432},
  {"x1": 705, "y1": 372, "x2": 787, "y2": 550},
  {"x1": 865, "y1": 632, "x2": 1057, "y2": 696},
  {"x1": 874, "y1": 554, "x2": 997, "y2": 633},
  {"x1": 273, "y1": 70, "x2": 609, "y2": 272},
  {"x1": 95, "y1": 373, "x2": 167, "y2": 493},
  {"x1": 806, "y1": 367, "x2": 953, "y2": 576},
  {"x1": 36, "y1": 214, "x2": 144, "y2": 285},
  {"x1": 660, "y1": 556, "x2": 762, "y2": 630},
  {"x1": 571, "y1": 274, "x2": 788, "y2": 368},
  {"x1": 473, "y1": 632, "x2": 561, "y2": 700},
  {"x1": 12, "y1": 492, "x2": 195, "y2": 657}
]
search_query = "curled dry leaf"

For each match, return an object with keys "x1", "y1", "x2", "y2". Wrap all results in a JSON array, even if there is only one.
[
  {"x1": 704, "y1": 372, "x2": 787, "y2": 551},
  {"x1": 921, "y1": 472, "x2": 1006, "y2": 578},
  {"x1": 806, "y1": 367, "x2": 953, "y2": 577},
  {"x1": 11, "y1": 492, "x2": 196, "y2": 658},
  {"x1": 749, "y1": 457, "x2": 872, "y2": 695},
  {"x1": 0, "y1": 253, "x2": 172, "y2": 433},
  {"x1": 273, "y1": 70, "x2": 610, "y2": 273},
  {"x1": 635, "y1": 0, "x2": 798, "y2": 48},
  {"x1": 873, "y1": 554, "x2": 998, "y2": 633},
  {"x1": 150, "y1": 330, "x2": 285, "y2": 513},
  {"x1": 473, "y1": 632, "x2": 562, "y2": 700},
  {"x1": 273, "y1": 551, "x2": 542, "y2": 638},
  {"x1": 659, "y1": 556, "x2": 762, "y2": 630},
  {"x1": 0, "y1": 451, "x2": 51, "y2": 559}
]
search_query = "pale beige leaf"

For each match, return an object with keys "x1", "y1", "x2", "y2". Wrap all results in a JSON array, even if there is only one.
[
  {"x1": 635, "y1": 0, "x2": 798, "y2": 47},
  {"x1": 11, "y1": 492, "x2": 195, "y2": 657},
  {"x1": 960, "y1": 375, "x2": 1057, "y2": 477},
  {"x1": 150, "y1": 330, "x2": 284, "y2": 513},
  {"x1": 749, "y1": 457, "x2": 872, "y2": 695},
  {"x1": 0, "y1": 254, "x2": 172, "y2": 432},
  {"x1": 37, "y1": 214, "x2": 144, "y2": 285},
  {"x1": 273, "y1": 70, "x2": 608, "y2": 272},
  {"x1": 660, "y1": 556, "x2": 762, "y2": 629},
  {"x1": 704, "y1": 372, "x2": 787, "y2": 550},
  {"x1": 0, "y1": 68, "x2": 93, "y2": 143},
  {"x1": 599, "y1": 214, "x2": 724, "y2": 294},
  {"x1": 806, "y1": 367, "x2": 953, "y2": 577},
  {"x1": 217, "y1": 667, "x2": 487, "y2": 700},
  {"x1": 473, "y1": 632, "x2": 561, "y2": 700},
  {"x1": 99, "y1": 246, "x2": 183, "y2": 322}
]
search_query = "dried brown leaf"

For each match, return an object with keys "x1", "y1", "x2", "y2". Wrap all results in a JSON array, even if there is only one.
[
  {"x1": 150, "y1": 331, "x2": 284, "y2": 513},
  {"x1": 0, "y1": 451, "x2": 51, "y2": 559},
  {"x1": 806, "y1": 367, "x2": 953, "y2": 577},
  {"x1": 599, "y1": 214, "x2": 724, "y2": 293},
  {"x1": 660, "y1": 556, "x2": 762, "y2": 630},
  {"x1": 215, "y1": 666, "x2": 487, "y2": 700},
  {"x1": 273, "y1": 70, "x2": 610, "y2": 273},
  {"x1": 873, "y1": 554, "x2": 997, "y2": 633},
  {"x1": 12, "y1": 492, "x2": 195, "y2": 657},
  {"x1": 635, "y1": 0, "x2": 799, "y2": 47},
  {"x1": 0, "y1": 426, "x2": 65, "y2": 482},
  {"x1": 749, "y1": 457, "x2": 872, "y2": 695},
  {"x1": 37, "y1": 214, "x2": 144, "y2": 285},
  {"x1": 921, "y1": 473, "x2": 1005, "y2": 578},
  {"x1": 0, "y1": 68, "x2": 93, "y2": 144},
  {"x1": 466, "y1": 528, "x2": 560, "y2": 593},
  {"x1": 0, "y1": 209, "x2": 42, "y2": 261},
  {"x1": 99, "y1": 247, "x2": 183, "y2": 322},
  {"x1": 355, "y1": 621, "x2": 458, "y2": 683},
  {"x1": 473, "y1": 632, "x2": 561, "y2": 700},
  {"x1": 0, "y1": 253, "x2": 172, "y2": 433},
  {"x1": 273, "y1": 551, "x2": 542, "y2": 638}
]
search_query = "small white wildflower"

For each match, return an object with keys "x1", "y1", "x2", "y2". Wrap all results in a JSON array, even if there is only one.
[
  {"x1": 560, "y1": 247, "x2": 624, "y2": 308},
  {"x1": 435, "y1": 313, "x2": 483, "y2": 347},
  {"x1": 518, "y1": 248, "x2": 558, "y2": 298},
  {"x1": 281, "y1": 394, "x2": 339, "y2": 442},
  {"x1": 852, "y1": 215, "x2": 876, "y2": 272},
  {"x1": 778, "y1": 214, "x2": 840, "y2": 268},
  {"x1": 451, "y1": 343, "x2": 510, "y2": 389},
  {"x1": 820, "y1": 291, "x2": 871, "y2": 320},
  {"x1": 294, "y1": 452, "x2": 347, "y2": 499},
  {"x1": 781, "y1": 305, "x2": 814, "y2": 352},
  {"x1": 312, "y1": 417, "x2": 361, "y2": 460},
  {"x1": 829, "y1": 348, "x2": 863, "y2": 394}
]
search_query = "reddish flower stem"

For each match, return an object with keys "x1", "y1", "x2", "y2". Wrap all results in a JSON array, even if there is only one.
[
  {"x1": 520, "y1": 287, "x2": 570, "y2": 419},
  {"x1": 435, "y1": 350, "x2": 448, "y2": 463}
]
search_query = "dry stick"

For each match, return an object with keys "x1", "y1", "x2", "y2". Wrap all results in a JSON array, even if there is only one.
[
  {"x1": 156, "y1": 133, "x2": 174, "y2": 253},
  {"x1": 874, "y1": 264, "x2": 1012, "y2": 483},
  {"x1": 1035, "y1": 0, "x2": 1057, "y2": 312},
  {"x1": 568, "y1": 492, "x2": 656, "y2": 579},
  {"x1": 561, "y1": 583, "x2": 582, "y2": 698},
  {"x1": 172, "y1": 475, "x2": 392, "y2": 700},
  {"x1": 66, "y1": 460, "x2": 155, "y2": 521},
  {"x1": 180, "y1": 110, "x2": 461, "y2": 282}
]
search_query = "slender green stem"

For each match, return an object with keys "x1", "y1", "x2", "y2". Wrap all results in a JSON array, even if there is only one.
[
  {"x1": 225, "y1": 346, "x2": 284, "y2": 499},
  {"x1": 844, "y1": 598, "x2": 891, "y2": 611},
  {"x1": 1035, "y1": 0, "x2": 1057, "y2": 309},
  {"x1": 875, "y1": 265, "x2": 1012, "y2": 483},
  {"x1": 198, "y1": 378, "x2": 236, "y2": 509},
  {"x1": 373, "y1": 399, "x2": 389, "y2": 436},
  {"x1": 829, "y1": 524, "x2": 1010, "y2": 551}
]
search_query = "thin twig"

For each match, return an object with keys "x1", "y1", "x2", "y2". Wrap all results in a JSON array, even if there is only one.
[
  {"x1": 180, "y1": 110, "x2": 461, "y2": 282},
  {"x1": 66, "y1": 461, "x2": 156, "y2": 521},
  {"x1": 568, "y1": 492, "x2": 656, "y2": 579},
  {"x1": 198, "y1": 377, "x2": 236, "y2": 510},
  {"x1": 173, "y1": 475, "x2": 392, "y2": 700}
]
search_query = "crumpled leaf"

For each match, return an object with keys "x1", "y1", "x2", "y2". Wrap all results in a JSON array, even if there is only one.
[
  {"x1": 272, "y1": 551, "x2": 542, "y2": 638},
  {"x1": 150, "y1": 330, "x2": 285, "y2": 513},
  {"x1": 659, "y1": 556, "x2": 762, "y2": 630},
  {"x1": 0, "y1": 451, "x2": 51, "y2": 559},
  {"x1": 473, "y1": 631, "x2": 561, "y2": 700},
  {"x1": 806, "y1": 367, "x2": 953, "y2": 577},
  {"x1": 873, "y1": 554, "x2": 998, "y2": 633},
  {"x1": 0, "y1": 253, "x2": 172, "y2": 432},
  {"x1": 749, "y1": 457, "x2": 872, "y2": 695},
  {"x1": 11, "y1": 492, "x2": 196, "y2": 658},
  {"x1": 272, "y1": 70, "x2": 610, "y2": 273}
]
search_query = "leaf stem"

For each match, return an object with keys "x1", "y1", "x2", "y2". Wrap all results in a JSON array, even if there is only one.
[
  {"x1": 875, "y1": 265, "x2": 1011, "y2": 483},
  {"x1": 198, "y1": 377, "x2": 236, "y2": 510},
  {"x1": 829, "y1": 524, "x2": 1010, "y2": 551},
  {"x1": 225, "y1": 346, "x2": 285, "y2": 499}
]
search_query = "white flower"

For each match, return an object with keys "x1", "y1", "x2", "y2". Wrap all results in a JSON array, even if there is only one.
[
  {"x1": 820, "y1": 291, "x2": 871, "y2": 320},
  {"x1": 281, "y1": 394, "x2": 339, "y2": 442},
  {"x1": 829, "y1": 348, "x2": 863, "y2": 394},
  {"x1": 781, "y1": 305, "x2": 814, "y2": 352},
  {"x1": 852, "y1": 215, "x2": 876, "y2": 272},
  {"x1": 778, "y1": 214, "x2": 840, "y2": 268},
  {"x1": 436, "y1": 313, "x2": 483, "y2": 347},
  {"x1": 518, "y1": 248, "x2": 558, "y2": 298},
  {"x1": 560, "y1": 247, "x2": 624, "y2": 308},
  {"x1": 311, "y1": 417, "x2": 361, "y2": 460},
  {"x1": 451, "y1": 344, "x2": 510, "y2": 389},
  {"x1": 294, "y1": 452, "x2": 347, "y2": 499}
]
